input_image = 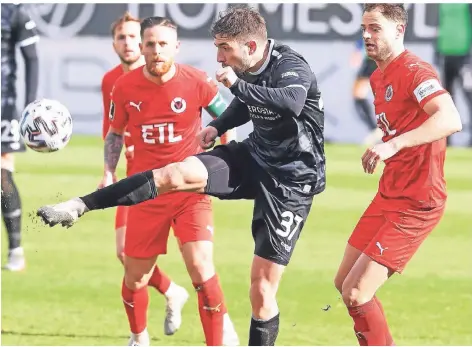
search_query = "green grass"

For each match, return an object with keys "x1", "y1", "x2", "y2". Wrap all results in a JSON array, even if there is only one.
[{"x1": 2, "y1": 136, "x2": 472, "y2": 346}]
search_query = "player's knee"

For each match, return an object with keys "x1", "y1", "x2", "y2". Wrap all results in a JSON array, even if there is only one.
[
  {"x1": 124, "y1": 270, "x2": 150, "y2": 291},
  {"x1": 157, "y1": 157, "x2": 208, "y2": 191},
  {"x1": 341, "y1": 286, "x2": 369, "y2": 307},
  {"x1": 123, "y1": 258, "x2": 155, "y2": 291},
  {"x1": 1, "y1": 168, "x2": 14, "y2": 196}
]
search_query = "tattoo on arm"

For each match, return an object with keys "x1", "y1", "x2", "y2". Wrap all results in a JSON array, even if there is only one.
[{"x1": 104, "y1": 132, "x2": 124, "y2": 172}]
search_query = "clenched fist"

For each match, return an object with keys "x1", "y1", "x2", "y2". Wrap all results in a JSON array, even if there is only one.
[
  {"x1": 216, "y1": 66, "x2": 238, "y2": 88},
  {"x1": 197, "y1": 126, "x2": 219, "y2": 150}
]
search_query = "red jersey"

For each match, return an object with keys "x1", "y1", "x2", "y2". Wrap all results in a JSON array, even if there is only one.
[
  {"x1": 101, "y1": 64, "x2": 132, "y2": 149},
  {"x1": 370, "y1": 50, "x2": 449, "y2": 209},
  {"x1": 109, "y1": 64, "x2": 219, "y2": 175}
]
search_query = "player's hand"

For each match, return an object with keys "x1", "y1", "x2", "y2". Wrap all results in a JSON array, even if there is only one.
[
  {"x1": 197, "y1": 126, "x2": 218, "y2": 150},
  {"x1": 216, "y1": 66, "x2": 238, "y2": 88},
  {"x1": 125, "y1": 145, "x2": 134, "y2": 161},
  {"x1": 361, "y1": 141, "x2": 399, "y2": 174},
  {"x1": 97, "y1": 171, "x2": 117, "y2": 189}
]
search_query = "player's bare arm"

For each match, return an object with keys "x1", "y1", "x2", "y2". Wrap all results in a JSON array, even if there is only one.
[
  {"x1": 216, "y1": 57, "x2": 310, "y2": 117},
  {"x1": 104, "y1": 127, "x2": 125, "y2": 172},
  {"x1": 362, "y1": 94, "x2": 462, "y2": 174},
  {"x1": 390, "y1": 93, "x2": 462, "y2": 151}
]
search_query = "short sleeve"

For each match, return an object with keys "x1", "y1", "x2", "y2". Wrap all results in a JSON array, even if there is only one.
[
  {"x1": 109, "y1": 82, "x2": 128, "y2": 130},
  {"x1": 199, "y1": 73, "x2": 219, "y2": 107},
  {"x1": 408, "y1": 65, "x2": 448, "y2": 108}
]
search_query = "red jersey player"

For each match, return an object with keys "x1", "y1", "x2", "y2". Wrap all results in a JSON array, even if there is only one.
[
  {"x1": 104, "y1": 17, "x2": 238, "y2": 346},
  {"x1": 334, "y1": 4, "x2": 462, "y2": 346},
  {"x1": 100, "y1": 13, "x2": 190, "y2": 341}
]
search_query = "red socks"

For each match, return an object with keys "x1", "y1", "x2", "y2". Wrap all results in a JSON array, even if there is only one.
[
  {"x1": 193, "y1": 275, "x2": 227, "y2": 346},
  {"x1": 348, "y1": 298, "x2": 390, "y2": 346},
  {"x1": 121, "y1": 279, "x2": 149, "y2": 334},
  {"x1": 147, "y1": 266, "x2": 171, "y2": 295},
  {"x1": 373, "y1": 296, "x2": 394, "y2": 346}
]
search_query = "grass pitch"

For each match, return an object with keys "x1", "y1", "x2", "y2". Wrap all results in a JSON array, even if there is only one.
[{"x1": 2, "y1": 136, "x2": 471, "y2": 346}]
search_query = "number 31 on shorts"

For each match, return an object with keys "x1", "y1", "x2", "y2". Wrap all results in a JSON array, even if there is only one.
[{"x1": 276, "y1": 211, "x2": 304, "y2": 241}]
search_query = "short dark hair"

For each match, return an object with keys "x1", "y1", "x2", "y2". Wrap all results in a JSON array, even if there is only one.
[
  {"x1": 140, "y1": 16, "x2": 177, "y2": 38},
  {"x1": 210, "y1": 5, "x2": 267, "y2": 42},
  {"x1": 110, "y1": 11, "x2": 140, "y2": 37},
  {"x1": 363, "y1": 3, "x2": 408, "y2": 26}
]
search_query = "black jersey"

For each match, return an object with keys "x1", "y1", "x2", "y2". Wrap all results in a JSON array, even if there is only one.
[
  {"x1": 211, "y1": 40, "x2": 326, "y2": 195},
  {"x1": 1, "y1": 4, "x2": 39, "y2": 107}
]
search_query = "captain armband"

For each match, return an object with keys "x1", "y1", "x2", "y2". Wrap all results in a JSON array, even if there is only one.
[{"x1": 205, "y1": 92, "x2": 227, "y2": 118}]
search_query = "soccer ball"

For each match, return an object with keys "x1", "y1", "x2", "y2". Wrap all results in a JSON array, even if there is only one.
[{"x1": 19, "y1": 98, "x2": 73, "y2": 153}]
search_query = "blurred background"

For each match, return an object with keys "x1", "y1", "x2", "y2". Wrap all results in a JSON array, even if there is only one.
[{"x1": 14, "y1": 3, "x2": 472, "y2": 147}]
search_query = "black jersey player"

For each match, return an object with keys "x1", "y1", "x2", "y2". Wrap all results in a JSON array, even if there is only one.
[
  {"x1": 1, "y1": 4, "x2": 39, "y2": 271},
  {"x1": 37, "y1": 7, "x2": 326, "y2": 345}
]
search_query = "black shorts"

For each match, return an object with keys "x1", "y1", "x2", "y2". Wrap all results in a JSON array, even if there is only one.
[
  {"x1": 357, "y1": 58, "x2": 377, "y2": 79},
  {"x1": 196, "y1": 141, "x2": 314, "y2": 266},
  {"x1": 1, "y1": 103, "x2": 25, "y2": 154}
]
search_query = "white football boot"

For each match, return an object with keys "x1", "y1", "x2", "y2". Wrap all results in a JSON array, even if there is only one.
[
  {"x1": 223, "y1": 313, "x2": 240, "y2": 346},
  {"x1": 164, "y1": 283, "x2": 190, "y2": 335},
  {"x1": 3, "y1": 247, "x2": 25, "y2": 271},
  {"x1": 36, "y1": 197, "x2": 88, "y2": 228}
]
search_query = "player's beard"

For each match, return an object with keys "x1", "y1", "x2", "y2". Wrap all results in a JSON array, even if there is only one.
[
  {"x1": 147, "y1": 58, "x2": 174, "y2": 77},
  {"x1": 232, "y1": 54, "x2": 252, "y2": 77}
]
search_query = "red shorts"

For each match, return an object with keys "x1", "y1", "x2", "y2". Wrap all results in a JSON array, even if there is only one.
[
  {"x1": 114, "y1": 157, "x2": 134, "y2": 230},
  {"x1": 348, "y1": 196, "x2": 445, "y2": 273},
  {"x1": 124, "y1": 192, "x2": 213, "y2": 258}
]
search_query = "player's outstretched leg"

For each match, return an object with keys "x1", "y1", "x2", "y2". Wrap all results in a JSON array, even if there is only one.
[
  {"x1": 248, "y1": 256, "x2": 285, "y2": 346},
  {"x1": 180, "y1": 240, "x2": 239, "y2": 346},
  {"x1": 1, "y1": 160, "x2": 25, "y2": 271},
  {"x1": 36, "y1": 157, "x2": 208, "y2": 228}
]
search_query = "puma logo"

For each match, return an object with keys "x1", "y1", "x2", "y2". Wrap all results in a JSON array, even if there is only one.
[
  {"x1": 122, "y1": 299, "x2": 134, "y2": 308},
  {"x1": 203, "y1": 303, "x2": 222, "y2": 312},
  {"x1": 376, "y1": 242, "x2": 388, "y2": 256},
  {"x1": 130, "y1": 101, "x2": 142, "y2": 112}
]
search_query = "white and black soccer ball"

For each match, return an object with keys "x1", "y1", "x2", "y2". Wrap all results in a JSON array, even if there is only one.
[{"x1": 19, "y1": 98, "x2": 73, "y2": 153}]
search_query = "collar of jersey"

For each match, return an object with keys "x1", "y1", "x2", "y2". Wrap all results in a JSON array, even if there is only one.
[
  {"x1": 248, "y1": 39, "x2": 275, "y2": 76},
  {"x1": 382, "y1": 49, "x2": 408, "y2": 76}
]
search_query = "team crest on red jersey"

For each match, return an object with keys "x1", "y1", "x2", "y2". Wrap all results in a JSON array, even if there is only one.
[
  {"x1": 385, "y1": 85, "x2": 393, "y2": 102},
  {"x1": 171, "y1": 97, "x2": 187, "y2": 114}
]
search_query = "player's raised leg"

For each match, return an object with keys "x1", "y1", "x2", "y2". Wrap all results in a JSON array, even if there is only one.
[{"x1": 36, "y1": 155, "x2": 210, "y2": 227}]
